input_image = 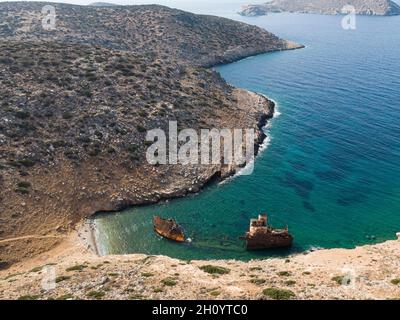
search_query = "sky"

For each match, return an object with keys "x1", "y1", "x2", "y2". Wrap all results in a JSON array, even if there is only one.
[
  {"x1": 0, "y1": 0, "x2": 398, "y2": 5},
  {"x1": 0, "y1": 0, "x2": 264, "y2": 15},
  {"x1": 0, "y1": 0, "x2": 398, "y2": 14},
  {"x1": 0, "y1": 0, "x2": 255, "y2": 7}
]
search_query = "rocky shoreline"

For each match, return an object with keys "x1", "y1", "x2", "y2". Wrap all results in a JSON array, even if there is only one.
[
  {"x1": 89, "y1": 92, "x2": 276, "y2": 215},
  {"x1": 86, "y1": 91, "x2": 276, "y2": 256}
]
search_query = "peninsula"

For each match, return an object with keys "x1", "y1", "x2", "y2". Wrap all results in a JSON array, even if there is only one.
[{"x1": 239, "y1": 0, "x2": 400, "y2": 16}]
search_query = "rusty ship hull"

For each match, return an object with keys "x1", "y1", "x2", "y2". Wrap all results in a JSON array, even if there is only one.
[
  {"x1": 244, "y1": 214, "x2": 293, "y2": 250},
  {"x1": 245, "y1": 230, "x2": 293, "y2": 250},
  {"x1": 153, "y1": 216, "x2": 185, "y2": 242}
]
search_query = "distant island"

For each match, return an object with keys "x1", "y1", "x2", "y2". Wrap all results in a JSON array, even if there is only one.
[
  {"x1": 88, "y1": 2, "x2": 119, "y2": 6},
  {"x1": 239, "y1": 0, "x2": 400, "y2": 16}
]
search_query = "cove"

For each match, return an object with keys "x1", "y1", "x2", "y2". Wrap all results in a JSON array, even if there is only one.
[{"x1": 93, "y1": 12, "x2": 400, "y2": 261}]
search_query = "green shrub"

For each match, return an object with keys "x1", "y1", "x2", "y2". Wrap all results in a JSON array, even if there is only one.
[
  {"x1": 199, "y1": 265, "x2": 230, "y2": 275},
  {"x1": 18, "y1": 159, "x2": 36, "y2": 167},
  {"x1": 17, "y1": 181, "x2": 31, "y2": 189},
  {"x1": 249, "y1": 278, "x2": 266, "y2": 285},
  {"x1": 129, "y1": 294, "x2": 145, "y2": 300},
  {"x1": 391, "y1": 279, "x2": 400, "y2": 285},
  {"x1": 127, "y1": 145, "x2": 138, "y2": 153},
  {"x1": 56, "y1": 294, "x2": 74, "y2": 300},
  {"x1": 262, "y1": 288, "x2": 295, "y2": 300},
  {"x1": 18, "y1": 295, "x2": 40, "y2": 300},
  {"x1": 249, "y1": 267, "x2": 263, "y2": 271},
  {"x1": 142, "y1": 272, "x2": 154, "y2": 277},
  {"x1": 62, "y1": 112, "x2": 73, "y2": 120},
  {"x1": 87, "y1": 291, "x2": 105, "y2": 300},
  {"x1": 161, "y1": 278, "x2": 177, "y2": 286},
  {"x1": 14, "y1": 110, "x2": 30, "y2": 119},
  {"x1": 30, "y1": 266, "x2": 43, "y2": 273},
  {"x1": 66, "y1": 264, "x2": 87, "y2": 272},
  {"x1": 210, "y1": 291, "x2": 220, "y2": 297},
  {"x1": 15, "y1": 187, "x2": 29, "y2": 194},
  {"x1": 332, "y1": 275, "x2": 350, "y2": 286},
  {"x1": 277, "y1": 271, "x2": 291, "y2": 277},
  {"x1": 55, "y1": 276, "x2": 71, "y2": 283},
  {"x1": 80, "y1": 87, "x2": 92, "y2": 98}
]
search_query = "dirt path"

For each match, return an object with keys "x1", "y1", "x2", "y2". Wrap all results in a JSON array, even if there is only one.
[{"x1": 0, "y1": 235, "x2": 66, "y2": 244}]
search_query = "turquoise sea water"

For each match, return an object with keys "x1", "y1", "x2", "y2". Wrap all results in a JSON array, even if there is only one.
[{"x1": 94, "y1": 10, "x2": 400, "y2": 260}]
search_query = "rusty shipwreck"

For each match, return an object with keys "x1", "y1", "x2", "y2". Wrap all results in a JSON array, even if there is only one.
[
  {"x1": 153, "y1": 216, "x2": 185, "y2": 242},
  {"x1": 242, "y1": 214, "x2": 293, "y2": 250}
]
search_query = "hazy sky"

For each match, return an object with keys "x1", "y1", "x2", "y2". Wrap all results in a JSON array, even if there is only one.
[
  {"x1": 0, "y1": 0, "x2": 264, "y2": 15},
  {"x1": 1, "y1": 0, "x2": 398, "y2": 13},
  {"x1": 0, "y1": 0, "x2": 255, "y2": 7}
]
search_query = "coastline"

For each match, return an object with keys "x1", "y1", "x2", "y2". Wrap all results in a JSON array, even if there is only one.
[
  {"x1": 88, "y1": 89, "x2": 277, "y2": 256},
  {"x1": 1, "y1": 3, "x2": 399, "y2": 301},
  {"x1": 0, "y1": 48, "x2": 297, "y2": 268},
  {"x1": 0, "y1": 1, "x2": 306, "y2": 269},
  {"x1": 1, "y1": 230, "x2": 399, "y2": 300}
]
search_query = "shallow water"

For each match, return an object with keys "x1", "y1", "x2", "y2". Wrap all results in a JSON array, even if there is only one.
[{"x1": 94, "y1": 9, "x2": 400, "y2": 260}]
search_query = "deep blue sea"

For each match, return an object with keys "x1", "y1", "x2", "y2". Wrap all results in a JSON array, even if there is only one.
[{"x1": 94, "y1": 5, "x2": 400, "y2": 260}]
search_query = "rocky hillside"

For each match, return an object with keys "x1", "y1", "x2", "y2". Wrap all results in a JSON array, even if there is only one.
[
  {"x1": 239, "y1": 0, "x2": 400, "y2": 16},
  {"x1": 0, "y1": 2, "x2": 300, "y2": 67},
  {"x1": 0, "y1": 2, "x2": 302, "y2": 268}
]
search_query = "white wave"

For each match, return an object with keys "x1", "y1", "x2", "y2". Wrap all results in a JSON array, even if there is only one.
[
  {"x1": 219, "y1": 93, "x2": 282, "y2": 182},
  {"x1": 220, "y1": 124, "x2": 274, "y2": 183},
  {"x1": 274, "y1": 101, "x2": 282, "y2": 117},
  {"x1": 259, "y1": 93, "x2": 281, "y2": 118},
  {"x1": 92, "y1": 220, "x2": 108, "y2": 256},
  {"x1": 306, "y1": 245, "x2": 325, "y2": 253},
  {"x1": 234, "y1": 134, "x2": 272, "y2": 177}
]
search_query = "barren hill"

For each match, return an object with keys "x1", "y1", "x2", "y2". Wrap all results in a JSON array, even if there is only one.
[
  {"x1": 0, "y1": 2, "x2": 300, "y2": 67},
  {"x1": 0, "y1": 2, "x2": 302, "y2": 267}
]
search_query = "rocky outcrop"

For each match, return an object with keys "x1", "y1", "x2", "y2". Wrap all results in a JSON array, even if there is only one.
[{"x1": 239, "y1": 0, "x2": 400, "y2": 16}]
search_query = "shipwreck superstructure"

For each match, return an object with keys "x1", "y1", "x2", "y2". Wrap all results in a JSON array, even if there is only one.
[{"x1": 243, "y1": 214, "x2": 293, "y2": 250}]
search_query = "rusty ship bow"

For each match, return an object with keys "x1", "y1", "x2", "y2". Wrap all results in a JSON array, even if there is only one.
[{"x1": 153, "y1": 216, "x2": 185, "y2": 242}]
